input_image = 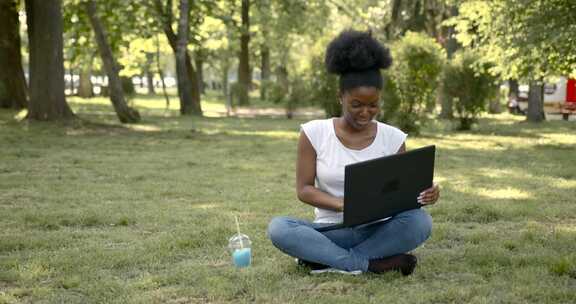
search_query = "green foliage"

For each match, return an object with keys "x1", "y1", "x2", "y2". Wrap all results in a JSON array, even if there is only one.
[
  {"x1": 442, "y1": 50, "x2": 499, "y2": 130},
  {"x1": 308, "y1": 55, "x2": 340, "y2": 117},
  {"x1": 266, "y1": 78, "x2": 307, "y2": 119},
  {"x1": 451, "y1": 0, "x2": 576, "y2": 80},
  {"x1": 120, "y1": 76, "x2": 136, "y2": 96},
  {"x1": 383, "y1": 31, "x2": 445, "y2": 134},
  {"x1": 380, "y1": 76, "x2": 401, "y2": 123}
]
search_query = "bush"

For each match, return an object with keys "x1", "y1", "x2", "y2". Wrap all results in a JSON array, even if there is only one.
[
  {"x1": 380, "y1": 76, "x2": 401, "y2": 123},
  {"x1": 308, "y1": 55, "x2": 341, "y2": 117},
  {"x1": 382, "y1": 32, "x2": 445, "y2": 134},
  {"x1": 266, "y1": 77, "x2": 307, "y2": 119},
  {"x1": 442, "y1": 50, "x2": 499, "y2": 130}
]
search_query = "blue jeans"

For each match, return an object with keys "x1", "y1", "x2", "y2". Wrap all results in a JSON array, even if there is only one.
[{"x1": 267, "y1": 208, "x2": 432, "y2": 272}]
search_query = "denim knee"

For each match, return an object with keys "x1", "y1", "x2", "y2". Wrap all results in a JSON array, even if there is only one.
[
  {"x1": 409, "y1": 208, "x2": 433, "y2": 241},
  {"x1": 267, "y1": 216, "x2": 292, "y2": 246}
]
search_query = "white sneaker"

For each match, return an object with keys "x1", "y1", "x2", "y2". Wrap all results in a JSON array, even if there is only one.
[{"x1": 309, "y1": 268, "x2": 362, "y2": 275}]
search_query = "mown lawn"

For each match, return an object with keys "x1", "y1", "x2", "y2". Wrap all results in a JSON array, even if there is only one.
[{"x1": 1, "y1": 95, "x2": 575, "y2": 303}]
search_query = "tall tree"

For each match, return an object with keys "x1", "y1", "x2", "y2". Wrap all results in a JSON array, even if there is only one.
[
  {"x1": 85, "y1": 0, "x2": 140, "y2": 123},
  {"x1": 153, "y1": 0, "x2": 202, "y2": 115},
  {"x1": 527, "y1": 80, "x2": 545, "y2": 122},
  {"x1": 174, "y1": 0, "x2": 194, "y2": 114},
  {"x1": 0, "y1": 0, "x2": 28, "y2": 110},
  {"x1": 237, "y1": 0, "x2": 250, "y2": 105},
  {"x1": 257, "y1": 0, "x2": 271, "y2": 101},
  {"x1": 25, "y1": 0, "x2": 75, "y2": 121},
  {"x1": 453, "y1": 0, "x2": 576, "y2": 123}
]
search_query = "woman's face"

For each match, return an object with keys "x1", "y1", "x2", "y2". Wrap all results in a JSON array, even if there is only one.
[{"x1": 340, "y1": 86, "x2": 381, "y2": 130}]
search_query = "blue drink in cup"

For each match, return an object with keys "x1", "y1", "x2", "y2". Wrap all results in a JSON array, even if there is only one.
[{"x1": 228, "y1": 233, "x2": 251, "y2": 268}]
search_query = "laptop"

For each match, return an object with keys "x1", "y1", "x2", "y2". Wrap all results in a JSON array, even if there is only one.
[{"x1": 315, "y1": 145, "x2": 435, "y2": 232}]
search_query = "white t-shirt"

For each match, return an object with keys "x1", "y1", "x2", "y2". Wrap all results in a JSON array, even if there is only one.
[{"x1": 301, "y1": 118, "x2": 407, "y2": 223}]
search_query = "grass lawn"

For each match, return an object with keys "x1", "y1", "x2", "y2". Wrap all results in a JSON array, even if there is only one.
[{"x1": 1, "y1": 94, "x2": 575, "y2": 303}]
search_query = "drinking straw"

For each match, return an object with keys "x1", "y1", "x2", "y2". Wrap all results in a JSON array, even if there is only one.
[{"x1": 235, "y1": 215, "x2": 243, "y2": 249}]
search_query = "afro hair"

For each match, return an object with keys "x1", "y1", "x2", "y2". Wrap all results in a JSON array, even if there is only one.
[{"x1": 325, "y1": 29, "x2": 392, "y2": 75}]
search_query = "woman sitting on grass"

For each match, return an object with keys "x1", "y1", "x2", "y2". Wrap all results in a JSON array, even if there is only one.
[{"x1": 267, "y1": 29, "x2": 440, "y2": 275}]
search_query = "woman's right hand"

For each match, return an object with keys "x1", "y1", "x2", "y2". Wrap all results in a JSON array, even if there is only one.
[{"x1": 335, "y1": 197, "x2": 344, "y2": 212}]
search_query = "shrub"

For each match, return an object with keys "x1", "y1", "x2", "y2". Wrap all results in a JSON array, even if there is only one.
[
  {"x1": 308, "y1": 55, "x2": 340, "y2": 117},
  {"x1": 442, "y1": 50, "x2": 499, "y2": 130},
  {"x1": 267, "y1": 77, "x2": 307, "y2": 119},
  {"x1": 383, "y1": 32, "x2": 445, "y2": 134}
]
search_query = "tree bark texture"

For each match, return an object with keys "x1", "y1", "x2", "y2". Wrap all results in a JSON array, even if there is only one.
[
  {"x1": 508, "y1": 79, "x2": 519, "y2": 98},
  {"x1": 260, "y1": 43, "x2": 270, "y2": 101},
  {"x1": 154, "y1": 0, "x2": 201, "y2": 115},
  {"x1": 174, "y1": 0, "x2": 194, "y2": 115},
  {"x1": 444, "y1": 6, "x2": 459, "y2": 59},
  {"x1": 78, "y1": 54, "x2": 94, "y2": 98},
  {"x1": 145, "y1": 52, "x2": 155, "y2": 94},
  {"x1": 155, "y1": 34, "x2": 170, "y2": 110},
  {"x1": 25, "y1": 0, "x2": 74, "y2": 120},
  {"x1": 85, "y1": 0, "x2": 140, "y2": 123},
  {"x1": 237, "y1": 0, "x2": 251, "y2": 105},
  {"x1": 0, "y1": 0, "x2": 28, "y2": 109},
  {"x1": 194, "y1": 52, "x2": 204, "y2": 94},
  {"x1": 527, "y1": 80, "x2": 545, "y2": 122},
  {"x1": 438, "y1": 83, "x2": 453, "y2": 119}
]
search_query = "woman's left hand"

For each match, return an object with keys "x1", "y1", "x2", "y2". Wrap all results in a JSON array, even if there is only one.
[{"x1": 418, "y1": 184, "x2": 440, "y2": 206}]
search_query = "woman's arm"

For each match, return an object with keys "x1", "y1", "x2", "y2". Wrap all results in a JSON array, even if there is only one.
[
  {"x1": 296, "y1": 131, "x2": 344, "y2": 212},
  {"x1": 397, "y1": 142, "x2": 406, "y2": 153}
]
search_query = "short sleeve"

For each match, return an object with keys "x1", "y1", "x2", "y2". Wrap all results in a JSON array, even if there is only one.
[
  {"x1": 380, "y1": 123, "x2": 407, "y2": 154},
  {"x1": 300, "y1": 120, "x2": 327, "y2": 153}
]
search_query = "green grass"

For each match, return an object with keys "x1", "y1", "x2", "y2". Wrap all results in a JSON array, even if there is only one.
[{"x1": 1, "y1": 95, "x2": 575, "y2": 303}]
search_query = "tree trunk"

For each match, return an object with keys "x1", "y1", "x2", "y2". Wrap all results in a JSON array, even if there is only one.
[
  {"x1": 78, "y1": 56, "x2": 94, "y2": 98},
  {"x1": 508, "y1": 79, "x2": 519, "y2": 98},
  {"x1": 78, "y1": 70, "x2": 93, "y2": 97},
  {"x1": 260, "y1": 43, "x2": 270, "y2": 101},
  {"x1": 174, "y1": 0, "x2": 195, "y2": 115},
  {"x1": 526, "y1": 80, "x2": 545, "y2": 122},
  {"x1": 0, "y1": 0, "x2": 28, "y2": 109},
  {"x1": 153, "y1": 0, "x2": 201, "y2": 115},
  {"x1": 67, "y1": 68, "x2": 74, "y2": 95},
  {"x1": 488, "y1": 96, "x2": 502, "y2": 114},
  {"x1": 438, "y1": 84, "x2": 453, "y2": 119},
  {"x1": 194, "y1": 52, "x2": 204, "y2": 94},
  {"x1": 445, "y1": 6, "x2": 459, "y2": 59},
  {"x1": 25, "y1": 0, "x2": 74, "y2": 120},
  {"x1": 221, "y1": 59, "x2": 231, "y2": 115},
  {"x1": 237, "y1": 0, "x2": 251, "y2": 105},
  {"x1": 438, "y1": 6, "x2": 459, "y2": 119},
  {"x1": 258, "y1": 0, "x2": 270, "y2": 102},
  {"x1": 384, "y1": 0, "x2": 402, "y2": 40},
  {"x1": 155, "y1": 34, "x2": 170, "y2": 110},
  {"x1": 145, "y1": 52, "x2": 155, "y2": 94},
  {"x1": 85, "y1": 0, "x2": 140, "y2": 123}
]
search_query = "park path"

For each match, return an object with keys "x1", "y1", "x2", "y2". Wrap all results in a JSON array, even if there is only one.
[{"x1": 204, "y1": 106, "x2": 325, "y2": 119}]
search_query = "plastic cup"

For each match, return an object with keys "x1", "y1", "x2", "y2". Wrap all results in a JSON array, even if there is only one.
[{"x1": 228, "y1": 233, "x2": 252, "y2": 268}]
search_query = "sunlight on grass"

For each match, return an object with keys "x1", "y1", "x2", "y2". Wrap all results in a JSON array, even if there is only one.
[
  {"x1": 126, "y1": 124, "x2": 162, "y2": 132},
  {"x1": 2, "y1": 98, "x2": 576, "y2": 303},
  {"x1": 549, "y1": 178, "x2": 576, "y2": 190},
  {"x1": 477, "y1": 168, "x2": 519, "y2": 178},
  {"x1": 17, "y1": 261, "x2": 52, "y2": 282},
  {"x1": 224, "y1": 130, "x2": 299, "y2": 139},
  {"x1": 539, "y1": 133, "x2": 576, "y2": 145},
  {"x1": 473, "y1": 187, "x2": 532, "y2": 200},
  {"x1": 191, "y1": 203, "x2": 218, "y2": 210}
]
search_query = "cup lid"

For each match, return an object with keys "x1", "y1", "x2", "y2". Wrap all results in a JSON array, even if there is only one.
[{"x1": 228, "y1": 233, "x2": 251, "y2": 247}]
